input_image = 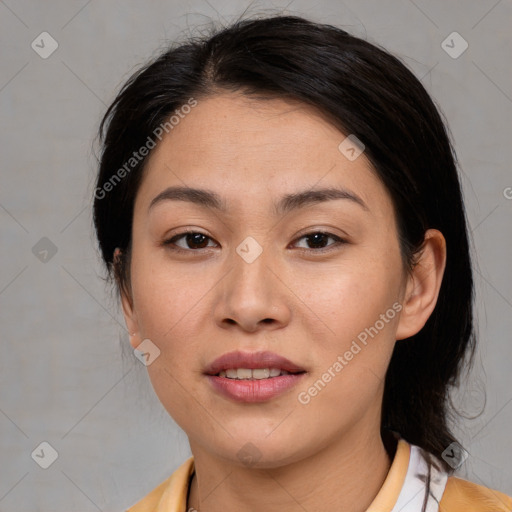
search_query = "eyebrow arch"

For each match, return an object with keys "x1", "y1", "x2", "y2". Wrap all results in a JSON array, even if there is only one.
[
  {"x1": 148, "y1": 185, "x2": 369, "y2": 215},
  {"x1": 275, "y1": 187, "x2": 369, "y2": 215}
]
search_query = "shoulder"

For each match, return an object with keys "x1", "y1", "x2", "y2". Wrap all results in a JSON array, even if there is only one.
[
  {"x1": 126, "y1": 457, "x2": 195, "y2": 512},
  {"x1": 440, "y1": 475, "x2": 512, "y2": 511},
  {"x1": 125, "y1": 476, "x2": 174, "y2": 512}
]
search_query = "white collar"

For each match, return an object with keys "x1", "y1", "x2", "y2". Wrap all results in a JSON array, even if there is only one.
[{"x1": 391, "y1": 443, "x2": 448, "y2": 512}]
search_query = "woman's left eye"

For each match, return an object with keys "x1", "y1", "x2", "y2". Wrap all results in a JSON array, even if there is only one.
[{"x1": 292, "y1": 232, "x2": 345, "y2": 251}]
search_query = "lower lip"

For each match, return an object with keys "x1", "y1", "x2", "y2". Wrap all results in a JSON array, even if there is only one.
[{"x1": 206, "y1": 373, "x2": 306, "y2": 403}]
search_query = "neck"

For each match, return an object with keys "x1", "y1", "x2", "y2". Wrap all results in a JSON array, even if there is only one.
[{"x1": 187, "y1": 426, "x2": 394, "y2": 512}]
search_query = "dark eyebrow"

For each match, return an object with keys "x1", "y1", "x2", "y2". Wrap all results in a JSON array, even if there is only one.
[
  {"x1": 148, "y1": 185, "x2": 369, "y2": 215},
  {"x1": 148, "y1": 186, "x2": 227, "y2": 213},
  {"x1": 275, "y1": 187, "x2": 369, "y2": 215}
]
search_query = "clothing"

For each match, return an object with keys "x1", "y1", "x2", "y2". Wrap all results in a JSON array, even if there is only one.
[{"x1": 126, "y1": 439, "x2": 512, "y2": 511}]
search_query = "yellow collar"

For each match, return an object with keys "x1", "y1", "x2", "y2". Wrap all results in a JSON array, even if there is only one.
[{"x1": 126, "y1": 439, "x2": 512, "y2": 511}]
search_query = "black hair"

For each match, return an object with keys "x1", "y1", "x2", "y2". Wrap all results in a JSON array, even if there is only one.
[{"x1": 93, "y1": 13, "x2": 475, "y2": 500}]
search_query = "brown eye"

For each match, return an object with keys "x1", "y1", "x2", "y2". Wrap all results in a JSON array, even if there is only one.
[
  {"x1": 163, "y1": 231, "x2": 217, "y2": 251},
  {"x1": 304, "y1": 232, "x2": 331, "y2": 249},
  {"x1": 293, "y1": 231, "x2": 345, "y2": 251}
]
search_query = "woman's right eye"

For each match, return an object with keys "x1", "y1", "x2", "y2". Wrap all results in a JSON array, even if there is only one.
[{"x1": 163, "y1": 231, "x2": 218, "y2": 252}]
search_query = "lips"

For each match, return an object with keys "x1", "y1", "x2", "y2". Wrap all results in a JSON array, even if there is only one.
[
  {"x1": 203, "y1": 350, "x2": 306, "y2": 376},
  {"x1": 203, "y1": 350, "x2": 307, "y2": 403}
]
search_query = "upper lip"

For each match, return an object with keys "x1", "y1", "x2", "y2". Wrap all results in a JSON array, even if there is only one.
[{"x1": 203, "y1": 350, "x2": 306, "y2": 376}]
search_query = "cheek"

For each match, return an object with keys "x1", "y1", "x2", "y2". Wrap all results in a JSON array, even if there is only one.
[
  {"x1": 131, "y1": 247, "x2": 210, "y2": 339},
  {"x1": 293, "y1": 270, "x2": 399, "y2": 425},
  {"x1": 130, "y1": 259, "x2": 208, "y2": 427},
  {"x1": 290, "y1": 255, "x2": 402, "y2": 406},
  {"x1": 291, "y1": 254, "x2": 402, "y2": 343}
]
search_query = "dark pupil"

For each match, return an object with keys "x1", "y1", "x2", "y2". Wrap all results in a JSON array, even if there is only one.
[
  {"x1": 307, "y1": 233, "x2": 329, "y2": 248},
  {"x1": 187, "y1": 233, "x2": 209, "y2": 249}
]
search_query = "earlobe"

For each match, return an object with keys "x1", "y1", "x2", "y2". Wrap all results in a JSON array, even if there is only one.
[
  {"x1": 395, "y1": 229, "x2": 447, "y2": 341},
  {"x1": 128, "y1": 332, "x2": 140, "y2": 350},
  {"x1": 121, "y1": 290, "x2": 141, "y2": 349}
]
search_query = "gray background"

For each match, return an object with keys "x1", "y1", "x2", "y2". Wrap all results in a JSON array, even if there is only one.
[{"x1": 0, "y1": 0, "x2": 511, "y2": 510}]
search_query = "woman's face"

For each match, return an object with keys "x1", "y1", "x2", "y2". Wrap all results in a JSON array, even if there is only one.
[{"x1": 121, "y1": 92, "x2": 413, "y2": 466}]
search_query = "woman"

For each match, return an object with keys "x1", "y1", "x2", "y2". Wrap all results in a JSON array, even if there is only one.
[{"x1": 93, "y1": 14, "x2": 512, "y2": 512}]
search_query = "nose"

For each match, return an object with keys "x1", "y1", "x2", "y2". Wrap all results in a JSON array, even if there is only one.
[{"x1": 213, "y1": 246, "x2": 292, "y2": 333}]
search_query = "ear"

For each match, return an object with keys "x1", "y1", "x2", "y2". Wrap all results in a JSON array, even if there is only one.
[
  {"x1": 114, "y1": 248, "x2": 141, "y2": 350},
  {"x1": 395, "y1": 229, "x2": 447, "y2": 341}
]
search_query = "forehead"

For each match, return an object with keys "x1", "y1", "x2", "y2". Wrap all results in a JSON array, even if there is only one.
[
  {"x1": 158, "y1": 92, "x2": 348, "y2": 157},
  {"x1": 135, "y1": 92, "x2": 390, "y2": 218}
]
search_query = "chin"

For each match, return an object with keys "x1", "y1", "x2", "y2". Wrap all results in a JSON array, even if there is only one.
[{"x1": 207, "y1": 432, "x2": 315, "y2": 469}]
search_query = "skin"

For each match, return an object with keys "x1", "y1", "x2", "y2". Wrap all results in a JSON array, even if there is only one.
[{"x1": 118, "y1": 92, "x2": 446, "y2": 512}]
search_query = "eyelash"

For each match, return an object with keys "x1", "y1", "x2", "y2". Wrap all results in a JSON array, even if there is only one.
[{"x1": 162, "y1": 229, "x2": 346, "y2": 255}]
